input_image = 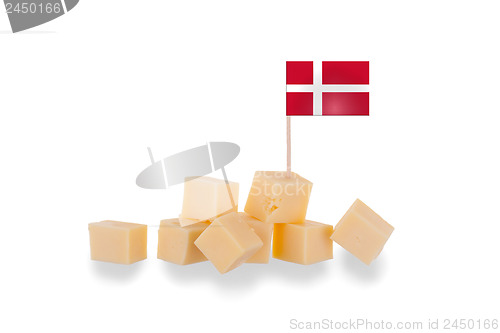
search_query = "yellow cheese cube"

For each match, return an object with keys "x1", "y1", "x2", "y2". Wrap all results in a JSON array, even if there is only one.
[
  {"x1": 273, "y1": 220, "x2": 333, "y2": 265},
  {"x1": 88, "y1": 220, "x2": 147, "y2": 264},
  {"x1": 181, "y1": 176, "x2": 239, "y2": 221},
  {"x1": 331, "y1": 199, "x2": 394, "y2": 265},
  {"x1": 157, "y1": 218, "x2": 209, "y2": 265},
  {"x1": 238, "y1": 212, "x2": 273, "y2": 263},
  {"x1": 194, "y1": 212, "x2": 263, "y2": 274},
  {"x1": 244, "y1": 171, "x2": 312, "y2": 224}
]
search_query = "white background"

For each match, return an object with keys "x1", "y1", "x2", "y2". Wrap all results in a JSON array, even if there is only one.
[{"x1": 1, "y1": 1, "x2": 500, "y2": 332}]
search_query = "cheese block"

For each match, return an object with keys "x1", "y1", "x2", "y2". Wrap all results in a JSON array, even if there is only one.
[
  {"x1": 244, "y1": 171, "x2": 312, "y2": 223},
  {"x1": 194, "y1": 212, "x2": 263, "y2": 273},
  {"x1": 238, "y1": 212, "x2": 273, "y2": 263},
  {"x1": 181, "y1": 176, "x2": 238, "y2": 221},
  {"x1": 88, "y1": 220, "x2": 147, "y2": 264},
  {"x1": 331, "y1": 199, "x2": 394, "y2": 265},
  {"x1": 157, "y1": 218, "x2": 209, "y2": 265},
  {"x1": 273, "y1": 220, "x2": 333, "y2": 264}
]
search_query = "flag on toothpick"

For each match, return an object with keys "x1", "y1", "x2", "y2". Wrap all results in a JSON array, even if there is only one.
[{"x1": 286, "y1": 61, "x2": 369, "y2": 116}]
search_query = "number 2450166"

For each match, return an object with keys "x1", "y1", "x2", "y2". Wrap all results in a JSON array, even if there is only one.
[{"x1": 5, "y1": 2, "x2": 62, "y2": 14}]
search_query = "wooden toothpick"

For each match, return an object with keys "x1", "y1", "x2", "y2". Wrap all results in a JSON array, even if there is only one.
[{"x1": 287, "y1": 116, "x2": 291, "y2": 178}]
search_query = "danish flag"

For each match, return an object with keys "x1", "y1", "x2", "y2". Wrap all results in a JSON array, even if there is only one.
[{"x1": 286, "y1": 61, "x2": 369, "y2": 116}]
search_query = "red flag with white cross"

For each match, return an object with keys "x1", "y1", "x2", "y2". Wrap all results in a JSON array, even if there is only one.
[{"x1": 286, "y1": 61, "x2": 369, "y2": 116}]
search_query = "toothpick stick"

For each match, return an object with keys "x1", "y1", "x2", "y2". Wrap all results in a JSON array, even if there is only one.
[
  {"x1": 287, "y1": 116, "x2": 291, "y2": 178},
  {"x1": 221, "y1": 166, "x2": 236, "y2": 210}
]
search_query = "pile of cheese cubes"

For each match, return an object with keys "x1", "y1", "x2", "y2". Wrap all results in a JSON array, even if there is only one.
[{"x1": 89, "y1": 171, "x2": 394, "y2": 273}]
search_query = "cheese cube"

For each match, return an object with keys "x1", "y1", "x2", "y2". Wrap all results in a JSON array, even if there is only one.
[
  {"x1": 181, "y1": 176, "x2": 239, "y2": 221},
  {"x1": 194, "y1": 212, "x2": 263, "y2": 274},
  {"x1": 238, "y1": 212, "x2": 273, "y2": 263},
  {"x1": 273, "y1": 220, "x2": 333, "y2": 265},
  {"x1": 88, "y1": 220, "x2": 147, "y2": 264},
  {"x1": 244, "y1": 171, "x2": 312, "y2": 224},
  {"x1": 331, "y1": 199, "x2": 394, "y2": 265},
  {"x1": 157, "y1": 218, "x2": 209, "y2": 265}
]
